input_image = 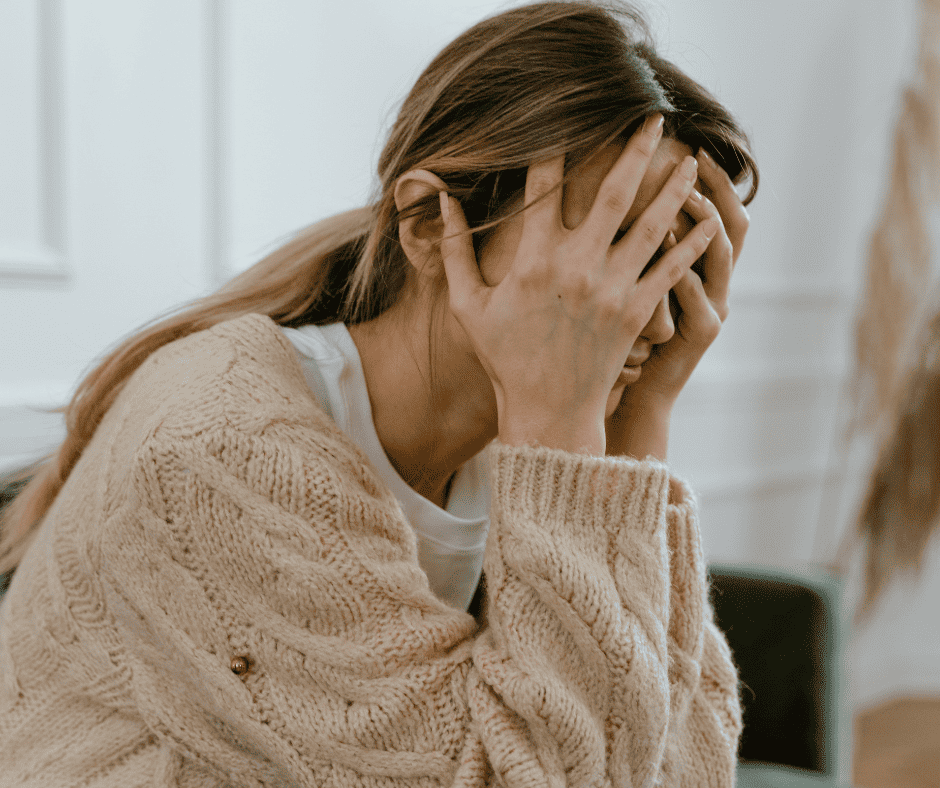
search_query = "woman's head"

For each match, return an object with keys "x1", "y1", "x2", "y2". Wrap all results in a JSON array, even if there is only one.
[
  {"x1": 331, "y1": 0, "x2": 758, "y2": 425},
  {"x1": 389, "y1": 133, "x2": 699, "y2": 426},
  {"x1": 333, "y1": 0, "x2": 757, "y2": 329}
]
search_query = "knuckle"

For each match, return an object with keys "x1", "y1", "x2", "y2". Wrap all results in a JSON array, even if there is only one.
[
  {"x1": 670, "y1": 175, "x2": 694, "y2": 200},
  {"x1": 638, "y1": 221, "x2": 662, "y2": 248},
  {"x1": 596, "y1": 292, "x2": 623, "y2": 319},
  {"x1": 666, "y1": 259, "x2": 687, "y2": 287},
  {"x1": 695, "y1": 226, "x2": 716, "y2": 252},
  {"x1": 703, "y1": 315, "x2": 722, "y2": 340},
  {"x1": 717, "y1": 234, "x2": 734, "y2": 259},
  {"x1": 527, "y1": 173, "x2": 558, "y2": 199},
  {"x1": 559, "y1": 269, "x2": 596, "y2": 301},
  {"x1": 637, "y1": 134, "x2": 658, "y2": 159},
  {"x1": 622, "y1": 309, "x2": 645, "y2": 337},
  {"x1": 516, "y1": 263, "x2": 550, "y2": 291},
  {"x1": 599, "y1": 187, "x2": 630, "y2": 216}
]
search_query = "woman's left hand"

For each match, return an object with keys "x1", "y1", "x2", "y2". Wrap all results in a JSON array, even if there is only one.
[{"x1": 606, "y1": 149, "x2": 750, "y2": 458}]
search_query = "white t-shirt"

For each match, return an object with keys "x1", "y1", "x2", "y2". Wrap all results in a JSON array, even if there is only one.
[
  {"x1": 842, "y1": 526, "x2": 940, "y2": 714},
  {"x1": 280, "y1": 322, "x2": 491, "y2": 614}
]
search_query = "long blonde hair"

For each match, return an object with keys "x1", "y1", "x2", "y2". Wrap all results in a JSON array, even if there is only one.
[{"x1": 0, "y1": 0, "x2": 757, "y2": 578}]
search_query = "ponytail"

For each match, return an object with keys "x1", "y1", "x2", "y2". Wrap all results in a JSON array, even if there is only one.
[{"x1": 0, "y1": 206, "x2": 377, "y2": 577}]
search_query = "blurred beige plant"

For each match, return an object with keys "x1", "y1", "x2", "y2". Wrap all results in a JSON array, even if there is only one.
[
  {"x1": 841, "y1": 0, "x2": 940, "y2": 624},
  {"x1": 850, "y1": 0, "x2": 940, "y2": 435}
]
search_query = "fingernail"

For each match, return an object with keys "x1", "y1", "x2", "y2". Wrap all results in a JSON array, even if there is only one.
[
  {"x1": 643, "y1": 114, "x2": 664, "y2": 138},
  {"x1": 698, "y1": 148, "x2": 717, "y2": 168},
  {"x1": 439, "y1": 191, "x2": 450, "y2": 223},
  {"x1": 679, "y1": 156, "x2": 698, "y2": 179},
  {"x1": 702, "y1": 217, "x2": 719, "y2": 238},
  {"x1": 688, "y1": 188, "x2": 703, "y2": 203},
  {"x1": 665, "y1": 230, "x2": 678, "y2": 249}
]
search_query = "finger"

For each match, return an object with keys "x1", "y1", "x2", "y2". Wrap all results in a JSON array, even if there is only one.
[
  {"x1": 614, "y1": 154, "x2": 699, "y2": 273},
  {"x1": 681, "y1": 189, "x2": 733, "y2": 303},
  {"x1": 439, "y1": 192, "x2": 486, "y2": 316},
  {"x1": 696, "y1": 149, "x2": 749, "y2": 261},
  {"x1": 522, "y1": 154, "x2": 565, "y2": 237},
  {"x1": 637, "y1": 215, "x2": 719, "y2": 304},
  {"x1": 582, "y1": 114, "x2": 664, "y2": 246},
  {"x1": 670, "y1": 269, "x2": 724, "y2": 343}
]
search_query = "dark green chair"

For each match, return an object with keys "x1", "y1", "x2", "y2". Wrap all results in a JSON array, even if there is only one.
[{"x1": 707, "y1": 563, "x2": 855, "y2": 787}]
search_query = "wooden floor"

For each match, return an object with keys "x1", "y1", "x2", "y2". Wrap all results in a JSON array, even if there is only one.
[{"x1": 853, "y1": 697, "x2": 940, "y2": 788}]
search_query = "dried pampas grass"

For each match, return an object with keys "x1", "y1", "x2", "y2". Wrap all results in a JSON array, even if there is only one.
[{"x1": 845, "y1": 0, "x2": 940, "y2": 624}]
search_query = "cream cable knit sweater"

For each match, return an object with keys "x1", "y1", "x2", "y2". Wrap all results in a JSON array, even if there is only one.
[{"x1": 0, "y1": 314, "x2": 742, "y2": 787}]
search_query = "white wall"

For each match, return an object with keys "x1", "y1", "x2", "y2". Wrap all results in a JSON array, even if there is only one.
[
  {"x1": 0, "y1": 0, "x2": 212, "y2": 465},
  {"x1": 649, "y1": 0, "x2": 920, "y2": 570},
  {"x1": 0, "y1": 0, "x2": 921, "y2": 575}
]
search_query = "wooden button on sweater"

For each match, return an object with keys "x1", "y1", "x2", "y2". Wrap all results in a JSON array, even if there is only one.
[{"x1": 230, "y1": 656, "x2": 250, "y2": 676}]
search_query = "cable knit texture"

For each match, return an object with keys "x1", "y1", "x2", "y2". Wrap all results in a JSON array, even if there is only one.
[{"x1": 0, "y1": 313, "x2": 742, "y2": 787}]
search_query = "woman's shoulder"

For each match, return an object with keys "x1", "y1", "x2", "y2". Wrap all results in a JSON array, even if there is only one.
[
  {"x1": 108, "y1": 314, "x2": 395, "y2": 540},
  {"x1": 114, "y1": 313, "x2": 334, "y2": 449}
]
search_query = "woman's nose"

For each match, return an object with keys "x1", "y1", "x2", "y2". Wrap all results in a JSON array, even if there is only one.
[{"x1": 642, "y1": 293, "x2": 675, "y2": 346}]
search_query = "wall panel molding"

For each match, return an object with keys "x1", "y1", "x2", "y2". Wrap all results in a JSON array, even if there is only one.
[
  {"x1": 695, "y1": 458, "x2": 844, "y2": 500},
  {"x1": 678, "y1": 362, "x2": 846, "y2": 406},
  {"x1": 204, "y1": 0, "x2": 231, "y2": 290},
  {"x1": 730, "y1": 280, "x2": 850, "y2": 307},
  {"x1": 0, "y1": 0, "x2": 69, "y2": 285}
]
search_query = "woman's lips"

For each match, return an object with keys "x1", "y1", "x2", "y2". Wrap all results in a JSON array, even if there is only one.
[{"x1": 616, "y1": 365, "x2": 642, "y2": 386}]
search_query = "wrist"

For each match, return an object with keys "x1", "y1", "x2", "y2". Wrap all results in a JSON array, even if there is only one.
[
  {"x1": 499, "y1": 411, "x2": 606, "y2": 457},
  {"x1": 605, "y1": 393, "x2": 673, "y2": 461}
]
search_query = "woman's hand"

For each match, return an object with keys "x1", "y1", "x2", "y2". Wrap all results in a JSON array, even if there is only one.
[
  {"x1": 606, "y1": 148, "x2": 750, "y2": 459},
  {"x1": 438, "y1": 116, "x2": 720, "y2": 456}
]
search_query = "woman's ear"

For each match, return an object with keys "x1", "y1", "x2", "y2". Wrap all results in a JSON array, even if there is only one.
[{"x1": 394, "y1": 169, "x2": 449, "y2": 278}]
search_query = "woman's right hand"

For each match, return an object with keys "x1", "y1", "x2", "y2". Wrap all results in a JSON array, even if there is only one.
[{"x1": 438, "y1": 115, "x2": 720, "y2": 455}]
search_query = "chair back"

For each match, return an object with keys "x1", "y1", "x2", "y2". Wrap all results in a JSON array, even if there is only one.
[{"x1": 707, "y1": 563, "x2": 853, "y2": 787}]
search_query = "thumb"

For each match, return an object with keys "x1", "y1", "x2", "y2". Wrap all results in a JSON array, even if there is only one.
[{"x1": 438, "y1": 192, "x2": 485, "y2": 316}]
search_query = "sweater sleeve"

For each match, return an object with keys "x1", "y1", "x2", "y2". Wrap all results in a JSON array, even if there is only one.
[
  {"x1": 95, "y1": 427, "x2": 739, "y2": 787},
  {"x1": 659, "y1": 476, "x2": 743, "y2": 786},
  {"x1": 472, "y1": 442, "x2": 741, "y2": 788}
]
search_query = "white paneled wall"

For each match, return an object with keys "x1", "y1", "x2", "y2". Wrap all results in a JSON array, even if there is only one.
[
  {"x1": 0, "y1": 0, "x2": 66, "y2": 283},
  {"x1": 0, "y1": 0, "x2": 213, "y2": 471},
  {"x1": 0, "y1": 0, "x2": 920, "y2": 576},
  {"x1": 655, "y1": 0, "x2": 919, "y2": 571},
  {"x1": 0, "y1": 0, "x2": 67, "y2": 473}
]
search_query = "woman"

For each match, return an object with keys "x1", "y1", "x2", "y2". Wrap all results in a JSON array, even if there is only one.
[{"x1": 0, "y1": 2, "x2": 757, "y2": 785}]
